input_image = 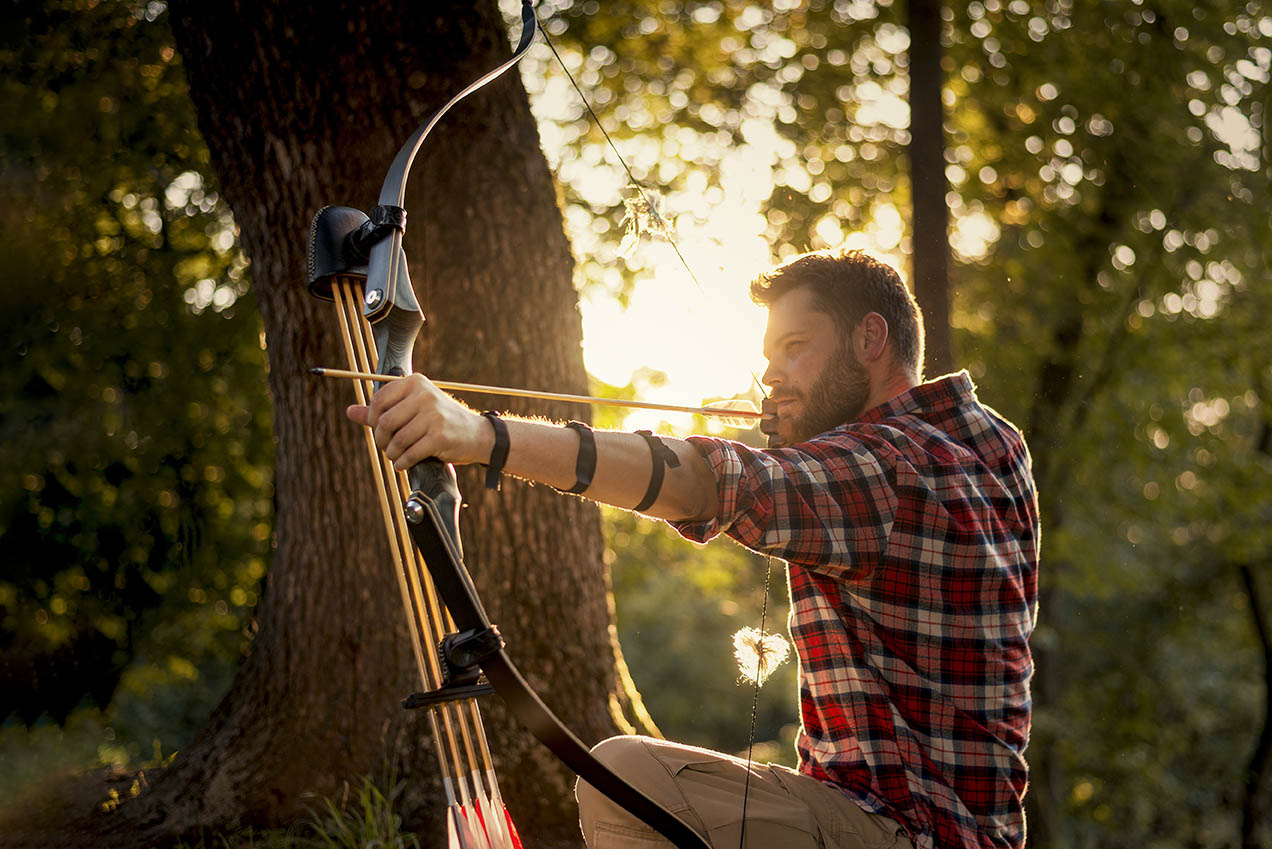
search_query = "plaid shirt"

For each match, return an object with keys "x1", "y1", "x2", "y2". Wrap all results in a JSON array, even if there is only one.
[{"x1": 672, "y1": 372, "x2": 1038, "y2": 849}]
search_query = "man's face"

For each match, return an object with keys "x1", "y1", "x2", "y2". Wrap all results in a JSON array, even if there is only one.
[{"x1": 761, "y1": 286, "x2": 870, "y2": 445}]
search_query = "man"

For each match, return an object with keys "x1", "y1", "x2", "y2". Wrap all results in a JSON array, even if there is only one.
[{"x1": 349, "y1": 249, "x2": 1039, "y2": 849}]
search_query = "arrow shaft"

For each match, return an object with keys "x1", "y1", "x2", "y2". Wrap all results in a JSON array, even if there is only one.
[{"x1": 311, "y1": 367, "x2": 764, "y2": 421}]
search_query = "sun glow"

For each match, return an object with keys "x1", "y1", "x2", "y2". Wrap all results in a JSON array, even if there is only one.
[
  {"x1": 577, "y1": 225, "x2": 772, "y2": 432},
  {"x1": 518, "y1": 29, "x2": 913, "y2": 431}
]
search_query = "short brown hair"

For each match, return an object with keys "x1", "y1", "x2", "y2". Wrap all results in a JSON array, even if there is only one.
[{"x1": 749, "y1": 249, "x2": 924, "y2": 377}]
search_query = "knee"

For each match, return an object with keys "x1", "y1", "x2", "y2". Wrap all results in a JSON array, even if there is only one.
[
  {"x1": 577, "y1": 736, "x2": 660, "y2": 845},
  {"x1": 590, "y1": 734, "x2": 656, "y2": 773},
  {"x1": 577, "y1": 734, "x2": 657, "y2": 808}
]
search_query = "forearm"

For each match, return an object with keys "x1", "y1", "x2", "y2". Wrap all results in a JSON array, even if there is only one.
[
  {"x1": 489, "y1": 417, "x2": 719, "y2": 522},
  {"x1": 350, "y1": 374, "x2": 718, "y2": 522}
]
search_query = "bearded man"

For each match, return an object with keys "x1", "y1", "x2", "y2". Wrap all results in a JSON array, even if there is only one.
[{"x1": 349, "y1": 248, "x2": 1040, "y2": 849}]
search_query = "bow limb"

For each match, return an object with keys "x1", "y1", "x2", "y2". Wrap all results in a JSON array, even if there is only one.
[
  {"x1": 361, "y1": 0, "x2": 538, "y2": 329},
  {"x1": 402, "y1": 463, "x2": 710, "y2": 849}
]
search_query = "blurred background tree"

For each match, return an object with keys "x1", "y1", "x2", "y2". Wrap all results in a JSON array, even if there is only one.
[{"x1": 0, "y1": 0, "x2": 272, "y2": 781}]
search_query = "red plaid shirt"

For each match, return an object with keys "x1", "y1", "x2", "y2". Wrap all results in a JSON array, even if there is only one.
[{"x1": 672, "y1": 372, "x2": 1038, "y2": 849}]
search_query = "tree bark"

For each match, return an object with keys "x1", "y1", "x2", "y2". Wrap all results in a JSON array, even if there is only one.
[
  {"x1": 91, "y1": 2, "x2": 641, "y2": 846},
  {"x1": 1239, "y1": 393, "x2": 1272, "y2": 849},
  {"x1": 907, "y1": 0, "x2": 954, "y2": 377},
  {"x1": 1239, "y1": 562, "x2": 1272, "y2": 849}
]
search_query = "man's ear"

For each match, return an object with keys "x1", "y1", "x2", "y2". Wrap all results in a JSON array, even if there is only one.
[{"x1": 855, "y1": 312, "x2": 890, "y2": 363}]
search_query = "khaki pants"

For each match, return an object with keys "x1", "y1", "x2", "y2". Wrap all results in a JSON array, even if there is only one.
[{"x1": 576, "y1": 737, "x2": 913, "y2": 849}]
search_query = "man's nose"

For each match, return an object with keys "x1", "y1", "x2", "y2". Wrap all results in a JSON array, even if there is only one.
[{"x1": 761, "y1": 360, "x2": 780, "y2": 389}]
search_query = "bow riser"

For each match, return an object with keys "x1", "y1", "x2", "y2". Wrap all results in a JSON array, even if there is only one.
[{"x1": 306, "y1": 204, "x2": 423, "y2": 343}]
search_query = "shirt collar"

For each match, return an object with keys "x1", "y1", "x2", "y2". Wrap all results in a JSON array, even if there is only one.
[{"x1": 856, "y1": 370, "x2": 976, "y2": 426}]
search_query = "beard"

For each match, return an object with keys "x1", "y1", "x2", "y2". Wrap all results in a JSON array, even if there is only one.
[{"x1": 777, "y1": 347, "x2": 871, "y2": 444}]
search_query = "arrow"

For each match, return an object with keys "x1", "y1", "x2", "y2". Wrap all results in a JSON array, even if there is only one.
[{"x1": 310, "y1": 367, "x2": 768, "y2": 428}]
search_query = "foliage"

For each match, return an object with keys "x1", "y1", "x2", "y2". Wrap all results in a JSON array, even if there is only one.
[
  {"x1": 0, "y1": 0, "x2": 272, "y2": 762},
  {"x1": 3, "y1": 1, "x2": 1271, "y2": 847},
  {"x1": 537, "y1": 1, "x2": 1272, "y2": 846},
  {"x1": 297, "y1": 775, "x2": 422, "y2": 849},
  {"x1": 603, "y1": 506, "x2": 799, "y2": 763}
]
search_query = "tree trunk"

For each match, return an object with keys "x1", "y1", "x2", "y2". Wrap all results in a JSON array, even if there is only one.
[
  {"x1": 96, "y1": 2, "x2": 640, "y2": 846},
  {"x1": 1239, "y1": 563, "x2": 1272, "y2": 849},
  {"x1": 1239, "y1": 395, "x2": 1272, "y2": 849},
  {"x1": 907, "y1": 0, "x2": 954, "y2": 377}
]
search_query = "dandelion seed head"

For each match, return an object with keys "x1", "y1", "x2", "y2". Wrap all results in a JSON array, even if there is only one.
[{"x1": 733, "y1": 626, "x2": 791, "y2": 686}]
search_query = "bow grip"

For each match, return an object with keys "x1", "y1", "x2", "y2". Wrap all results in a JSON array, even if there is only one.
[{"x1": 405, "y1": 460, "x2": 493, "y2": 625}]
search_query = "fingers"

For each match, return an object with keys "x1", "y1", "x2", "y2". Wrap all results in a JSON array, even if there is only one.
[
  {"x1": 373, "y1": 388, "x2": 428, "y2": 451},
  {"x1": 368, "y1": 375, "x2": 436, "y2": 465},
  {"x1": 345, "y1": 373, "x2": 481, "y2": 469},
  {"x1": 760, "y1": 397, "x2": 785, "y2": 448},
  {"x1": 391, "y1": 425, "x2": 440, "y2": 470},
  {"x1": 363, "y1": 372, "x2": 422, "y2": 426},
  {"x1": 384, "y1": 409, "x2": 433, "y2": 469}
]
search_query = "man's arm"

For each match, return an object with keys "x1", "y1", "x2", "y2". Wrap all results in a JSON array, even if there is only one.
[{"x1": 346, "y1": 373, "x2": 720, "y2": 523}]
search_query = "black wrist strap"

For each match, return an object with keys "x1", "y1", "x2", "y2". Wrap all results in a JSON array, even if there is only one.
[
  {"x1": 561, "y1": 421, "x2": 597, "y2": 494},
  {"x1": 482, "y1": 411, "x2": 509, "y2": 491},
  {"x1": 633, "y1": 430, "x2": 681, "y2": 512}
]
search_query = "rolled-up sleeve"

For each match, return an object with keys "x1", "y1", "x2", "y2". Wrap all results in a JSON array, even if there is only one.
[{"x1": 669, "y1": 431, "x2": 899, "y2": 581}]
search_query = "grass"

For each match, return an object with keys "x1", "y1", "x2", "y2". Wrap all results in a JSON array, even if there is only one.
[
  {"x1": 158, "y1": 776, "x2": 421, "y2": 849},
  {"x1": 298, "y1": 775, "x2": 421, "y2": 849},
  {"x1": 1, "y1": 689, "x2": 420, "y2": 849},
  {"x1": 0, "y1": 727, "x2": 418, "y2": 849}
]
